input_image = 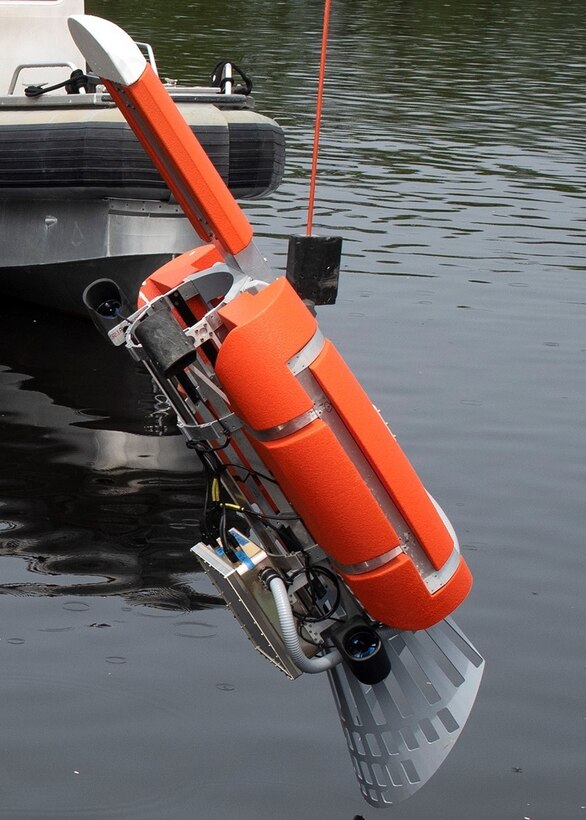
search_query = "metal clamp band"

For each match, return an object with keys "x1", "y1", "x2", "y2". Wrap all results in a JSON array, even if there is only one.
[
  {"x1": 334, "y1": 545, "x2": 405, "y2": 576},
  {"x1": 252, "y1": 407, "x2": 320, "y2": 442},
  {"x1": 287, "y1": 329, "x2": 326, "y2": 375},
  {"x1": 252, "y1": 397, "x2": 332, "y2": 442},
  {"x1": 178, "y1": 412, "x2": 242, "y2": 442}
]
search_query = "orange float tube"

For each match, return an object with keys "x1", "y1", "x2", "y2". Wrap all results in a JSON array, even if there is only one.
[{"x1": 215, "y1": 277, "x2": 472, "y2": 631}]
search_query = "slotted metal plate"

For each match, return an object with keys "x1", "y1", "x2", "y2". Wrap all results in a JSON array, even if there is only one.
[{"x1": 328, "y1": 617, "x2": 484, "y2": 807}]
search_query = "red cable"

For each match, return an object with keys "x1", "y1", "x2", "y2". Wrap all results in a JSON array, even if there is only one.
[{"x1": 306, "y1": 0, "x2": 332, "y2": 236}]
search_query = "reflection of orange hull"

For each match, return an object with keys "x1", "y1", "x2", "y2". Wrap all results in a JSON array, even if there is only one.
[{"x1": 216, "y1": 277, "x2": 472, "y2": 630}]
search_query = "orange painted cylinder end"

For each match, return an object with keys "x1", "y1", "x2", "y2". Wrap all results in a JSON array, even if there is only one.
[{"x1": 341, "y1": 556, "x2": 473, "y2": 632}]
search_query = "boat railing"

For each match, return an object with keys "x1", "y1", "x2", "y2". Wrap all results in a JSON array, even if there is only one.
[
  {"x1": 5, "y1": 47, "x2": 251, "y2": 110},
  {"x1": 7, "y1": 39, "x2": 157, "y2": 97},
  {"x1": 0, "y1": 88, "x2": 252, "y2": 110},
  {"x1": 135, "y1": 42, "x2": 158, "y2": 77},
  {"x1": 7, "y1": 62, "x2": 78, "y2": 95}
]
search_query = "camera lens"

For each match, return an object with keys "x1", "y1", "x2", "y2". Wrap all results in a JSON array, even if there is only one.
[
  {"x1": 345, "y1": 630, "x2": 380, "y2": 660},
  {"x1": 97, "y1": 299, "x2": 121, "y2": 318}
]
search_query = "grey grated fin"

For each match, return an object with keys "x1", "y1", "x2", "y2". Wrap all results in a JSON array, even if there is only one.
[{"x1": 327, "y1": 617, "x2": 484, "y2": 807}]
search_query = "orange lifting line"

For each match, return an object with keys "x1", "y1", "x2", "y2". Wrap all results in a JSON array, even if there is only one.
[
  {"x1": 306, "y1": 0, "x2": 332, "y2": 234},
  {"x1": 69, "y1": 15, "x2": 472, "y2": 631}
]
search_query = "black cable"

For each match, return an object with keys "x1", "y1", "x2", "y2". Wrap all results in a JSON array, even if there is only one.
[
  {"x1": 219, "y1": 505, "x2": 238, "y2": 563},
  {"x1": 192, "y1": 440, "x2": 302, "y2": 570},
  {"x1": 209, "y1": 60, "x2": 253, "y2": 95},
  {"x1": 187, "y1": 433, "x2": 232, "y2": 453},
  {"x1": 220, "y1": 462, "x2": 280, "y2": 485},
  {"x1": 197, "y1": 451, "x2": 216, "y2": 544},
  {"x1": 288, "y1": 561, "x2": 342, "y2": 624},
  {"x1": 25, "y1": 69, "x2": 97, "y2": 97},
  {"x1": 236, "y1": 507, "x2": 299, "y2": 522}
]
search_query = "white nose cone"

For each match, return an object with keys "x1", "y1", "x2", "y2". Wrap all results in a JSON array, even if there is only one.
[{"x1": 68, "y1": 14, "x2": 146, "y2": 86}]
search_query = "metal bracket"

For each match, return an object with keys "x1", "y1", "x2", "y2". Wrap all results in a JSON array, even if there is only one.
[{"x1": 178, "y1": 412, "x2": 242, "y2": 442}]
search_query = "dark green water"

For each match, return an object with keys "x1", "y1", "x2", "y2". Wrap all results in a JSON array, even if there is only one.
[{"x1": 1, "y1": 1, "x2": 584, "y2": 817}]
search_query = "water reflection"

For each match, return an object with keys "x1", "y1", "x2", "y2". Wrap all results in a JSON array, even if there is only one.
[{"x1": 0, "y1": 302, "x2": 220, "y2": 611}]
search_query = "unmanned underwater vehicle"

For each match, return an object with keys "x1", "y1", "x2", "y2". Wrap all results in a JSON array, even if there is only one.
[{"x1": 71, "y1": 14, "x2": 484, "y2": 808}]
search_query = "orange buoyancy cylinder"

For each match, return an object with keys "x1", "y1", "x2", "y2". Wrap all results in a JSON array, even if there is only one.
[{"x1": 215, "y1": 277, "x2": 472, "y2": 630}]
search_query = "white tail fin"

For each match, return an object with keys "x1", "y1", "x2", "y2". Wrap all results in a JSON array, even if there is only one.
[{"x1": 328, "y1": 617, "x2": 484, "y2": 806}]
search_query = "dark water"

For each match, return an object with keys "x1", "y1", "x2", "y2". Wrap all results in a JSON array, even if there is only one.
[{"x1": 1, "y1": 1, "x2": 585, "y2": 817}]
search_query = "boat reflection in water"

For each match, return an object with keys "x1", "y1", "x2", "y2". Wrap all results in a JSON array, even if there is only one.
[{"x1": 0, "y1": 300, "x2": 221, "y2": 612}]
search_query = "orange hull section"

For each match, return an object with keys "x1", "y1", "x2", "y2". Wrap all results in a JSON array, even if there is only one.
[
  {"x1": 216, "y1": 278, "x2": 472, "y2": 630},
  {"x1": 104, "y1": 66, "x2": 254, "y2": 256}
]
